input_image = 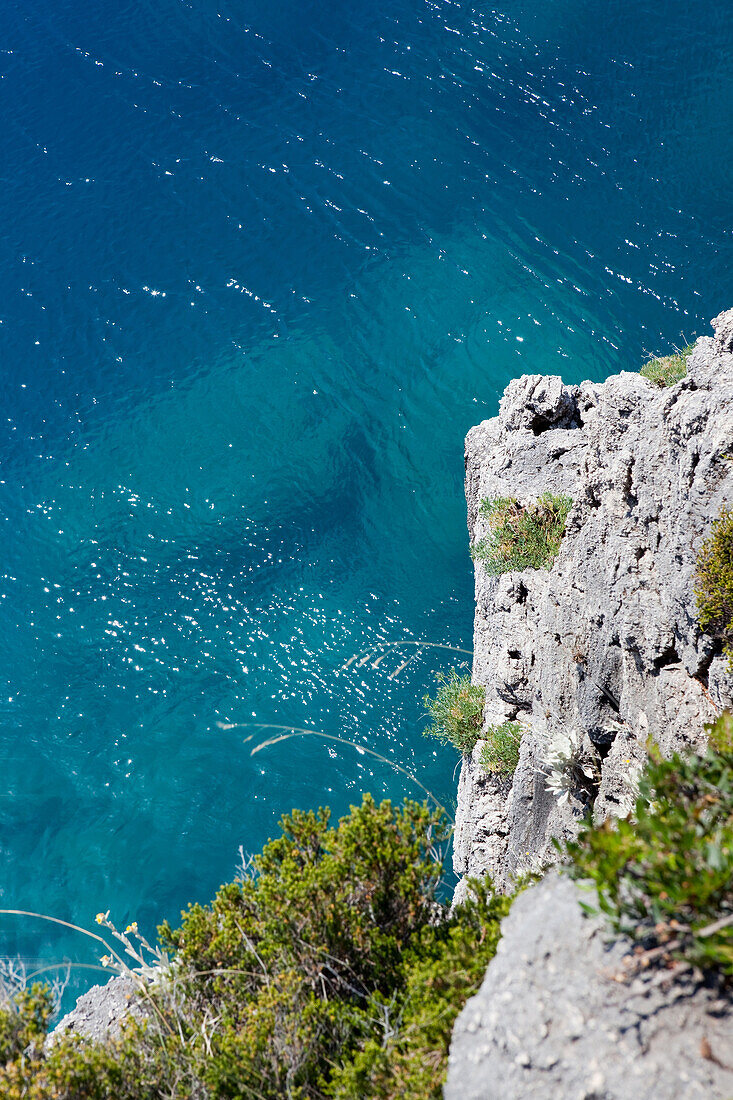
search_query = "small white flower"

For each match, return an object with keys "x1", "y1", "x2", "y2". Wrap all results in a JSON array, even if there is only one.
[{"x1": 542, "y1": 728, "x2": 598, "y2": 804}]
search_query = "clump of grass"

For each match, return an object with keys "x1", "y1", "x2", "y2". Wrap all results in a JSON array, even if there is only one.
[
  {"x1": 695, "y1": 506, "x2": 733, "y2": 670},
  {"x1": 479, "y1": 722, "x2": 523, "y2": 775},
  {"x1": 423, "y1": 670, "x2": 485, "y2": 755},
  {"x1": 472, "y1": 494, "x2": 572, "y2": 576},
  {"x1": 639, "y1": 342, "x2": 694, "y2": 387},
  {"x1": 565, "y1": 712, "x2": 733, "y2": 978}
]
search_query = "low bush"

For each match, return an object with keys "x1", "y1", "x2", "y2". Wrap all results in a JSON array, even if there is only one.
[
  {"x1": 472, "y1": 495, "x2": 572, "y2": 575},
  {"x1": 639, "y1": 343, "x2": 694, "y2": 387},
  {"x1": 565, "y1": 713, "x2": 733, "y2": 976},
  {"x1": 326, "y1": 880, "x2": 510, "y2": 1099},
  {"x1": 479, "y1": 722, "x2": 523, "y2": 775},
  {"x1": 0, "y1": 1019, "x2": 159, "y2": 1100},
  {"x1": 0, "y1": 984, "x2": 53, "y2": 1066},
  {"x1": 0, "y1": 796, "x2": 512, "y2": 1099},
  {"x1": 695, "y1": 506, "x2": 733, "y2": 670},
  {"x1": 423, "y1": 670, "x2": 485, "y2": 755}
]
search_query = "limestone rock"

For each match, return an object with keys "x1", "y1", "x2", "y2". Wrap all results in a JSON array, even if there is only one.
[
  {"x1": 49, "y1": 973, "x2": 151, "y2": 1047},
  {"x1": 445, "y1": 874, "x2": 733, "y2": 1100},
  {"x1": 455, "y1": 309, "x2": 733, "y2": 893}
]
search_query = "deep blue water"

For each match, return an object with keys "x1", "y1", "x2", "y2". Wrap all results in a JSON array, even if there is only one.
[{"x1": 1, "y1": 0, "x2": 731, "y2": 1003}]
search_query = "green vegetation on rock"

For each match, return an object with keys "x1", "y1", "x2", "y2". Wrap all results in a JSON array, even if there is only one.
[
  {"x1": 695, "y1": 506, "x2": 733, "y2": 670},
  {"x1": 0, "y1": 796, "x2": 511, "y2": 1099},
  {"x1": 326, "y1": 878, "x2": 510, "y2": 1099},
  {"x1": 422, "y1": 670, "x2": 485, "y2": 755},
  {"x1": 472, "y1": 495, "x2": 572, "y2": 576},
  {"x1": 0, "y1": 985, "x2": 53, "y2": 1067},
  {"x1": 479, "y1": 722, "x2": 523, "y2": 775},
  {"x1": 566, "y1": 712, "x2": 733, "y2": 976},
  {"x1": 639, "y1": 343, "x2": 694, "y2": 387}
]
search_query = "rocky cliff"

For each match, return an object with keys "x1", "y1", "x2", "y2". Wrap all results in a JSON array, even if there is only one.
[
  {"x1": 453, "y1": 308, "x2": 733, "y2": 899},
  {"x1": 445, "y1": 874, "x2": 733, "y2": 1100}
]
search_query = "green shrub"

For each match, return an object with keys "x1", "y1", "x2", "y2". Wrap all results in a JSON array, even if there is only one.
[
  {"x1": 423, "y1": 670, "x2": 485, "y2": 754},
  {"x1": 639, "y1": 342, "x2": 694, "y2": 387},
  {"x1": 0, "y1": 978, "x2": 156, "y2": 1100},
  {"x1": 472, "y1": 495, "x2": 572, "y2": 575},
  {"x1": 0, "y1": 797, "x2": 512, "y2": 1099},
  {"x1": 565, "y1": 713, "x2": 733, "y2": 976},
  {"x1": 0, "y1": 1023, "x2": 160, "y2": 1100},
  {"x1": 158, "y1": 794, "x2": 451, "y2": 1098},
  {"x1": 479, "y1": 722, "x2": 523, "y2": 775},
  {"x1": 695, "y1": 506, "x2": 733, "y2": 670},
  {"x1": 0, "y1": 984, "x2": 53, "y2": 1065},
  {"x1": 327, "y1": 880, "x2": 510, "y2": 1100}
]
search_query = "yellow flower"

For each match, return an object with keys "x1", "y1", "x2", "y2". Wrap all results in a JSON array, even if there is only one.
[
  {"x1": 95, "y1": 912, "x2": 107, "y2": 924},
  {"x1": 125, "y1": 922, "x2": 138, "y2": 935},
  {"x1": 101, "y1": 955, "x2": 112, "y2": 967}
]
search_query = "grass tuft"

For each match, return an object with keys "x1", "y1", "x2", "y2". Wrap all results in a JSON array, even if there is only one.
[
  {"x1": 639, "y1": 342, "x2": 694, "y2": 387},
  {"x1": 479, "y1": 722, "x2": 523, "y2": 775},
  {"x1": 695, "y1": 506, "x2": 733, "y2": 670},
  {"x1": 423, "y1": 670, "x2": 485, "y2": 755},
  {"x1": 472, "y1": 494, "x2": 572, "y2": 576}
]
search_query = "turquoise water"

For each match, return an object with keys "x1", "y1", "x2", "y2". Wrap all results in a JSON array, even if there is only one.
[{"x1": 1, "y1": 0, "x2": 731, "y2": 1002}]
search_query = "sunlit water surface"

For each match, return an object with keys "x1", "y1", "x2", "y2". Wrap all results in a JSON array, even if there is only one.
[{"x1": 0, "y1": 0, "x2": 731, "y2": 1005}]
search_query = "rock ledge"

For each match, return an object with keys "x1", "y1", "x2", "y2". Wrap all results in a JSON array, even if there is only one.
[{"x1": 446, "y1": 875, "x2": 733, "y2": 1100}]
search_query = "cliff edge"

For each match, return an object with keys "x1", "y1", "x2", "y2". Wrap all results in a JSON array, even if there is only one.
[
  {"x1": 454, "y1": 309, "x2": 733, "y2": 898},
  {"x1": 445, "y1": 874, "x2": 733, "y2": 1100}
]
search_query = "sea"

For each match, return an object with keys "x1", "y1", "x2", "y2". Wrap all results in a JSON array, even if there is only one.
[{"x1": 1, "y1": 0, "x2": 731, "y2": 1007}]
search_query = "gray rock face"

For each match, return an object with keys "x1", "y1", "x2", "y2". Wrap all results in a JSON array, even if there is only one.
[
  {"x1": 455, "y1": 310, "x2": 733, "y2": 894},
  {"x1": 445, "y1": 875, "x2": 733, "y2": 1100},
  {"x1": 50, "y1": 973, "x2": 150, "y2": 1047}
]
